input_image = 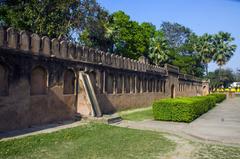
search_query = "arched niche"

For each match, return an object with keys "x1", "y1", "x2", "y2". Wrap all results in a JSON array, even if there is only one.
[
  {"x1": 30, "y1": 66, "x2": 47, "y2": 95},
  {"x1": 63, "y1": 69, "x2": 75, "y2": 94}
]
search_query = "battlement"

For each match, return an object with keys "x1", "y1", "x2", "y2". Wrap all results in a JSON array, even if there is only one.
[
  {"x1": 0, "y1": 27, "x2": 168, "y2": 75},
  {"x1": 0, "y1": 27, "x2": 203, "y2": 82}
]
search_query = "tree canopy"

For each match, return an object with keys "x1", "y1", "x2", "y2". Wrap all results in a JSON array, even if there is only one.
[
  {"x1": 207, "y1": 68, "x2": 236, "y2": 89},
  {"x1": 0, "y1": 1, "x2": 237, "y2": 78},
  {"x1": 0, "y1": 0, "x2": 107, "y2": 40}
]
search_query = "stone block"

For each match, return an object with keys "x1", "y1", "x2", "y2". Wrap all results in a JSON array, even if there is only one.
[
  {"x1": 51, "y1": 38, "x2": 60, "y2": 57},
  {"x1": 106, "y1": 52, "x2": 111, "y2": 65},
  {"x1": 101, "y1": 51, "x2": 106, "y2": 64},
  {"x1": 60, "y1": 40, "x2": 68, "y2": 58},
  {"x1": 7, "y1": 27, "x2": 18, "y2": 49},
  {"x1": 83, "y1": 46, "x2": 89, "y2": 61},
  {"x1": 120, "y1": 56, "x2": 124, "y2": 68},
  {"x1": 31, "y1": 33, "x2": 40, "y2": 54},
  {"x1": 130, "y1": 59, "x2": 134, "y2": 70},
  {"x1": 94, "y1": 50, "x2": 100, "y2": 63},
  {"x1": 19, "y1": 31, "x2": 30, "y2": 51},
  {"x1": 0, "y1": 27, "x2": 5, "y2": 47},
  {"x1": 115, "y1": 55, "x2": 119, "y2": 67},
  {"x1": 134, "y1": 60, "x2": 138, "y2": 70},
  {"x1": 41, "y1": 36, "x2": 50, "y2": 56},
  {"x1": 68, "y1": 43, "x2": 76, "y2": 59},
  {"x1": 127, "y1": 58, "x2": 131, "y2": 69},
  {"x1": 137, "y1": 62, "x2": 141, "y2": 71},
  {"x1": 123, "y1": 57, "x2": 127, "y2": 69},
  {"x1": 76, "y1": 45, "x2": 83, "y2": 61},
  {"x1": 88, "y1": 48, "x2": 95, "y2": 62},
  {"x1": 111, "y1": 54, "x2": 116, "y2": 67}
]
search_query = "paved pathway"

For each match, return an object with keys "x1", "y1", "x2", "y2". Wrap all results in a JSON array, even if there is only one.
[{"x1": 115, "y1": 97, "x2": 240, "y2": 145}]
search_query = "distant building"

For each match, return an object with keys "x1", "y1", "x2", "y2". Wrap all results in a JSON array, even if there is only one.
[{"x1": 230, "y1": 82, "x2": 240, "y2": 87}]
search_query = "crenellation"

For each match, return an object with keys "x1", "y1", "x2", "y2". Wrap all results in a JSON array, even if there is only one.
[
  {"x1": 100, "y1": 51, "x2": 106, "y2": 64},
  {"x1": 116, "y1": 55, "x2": 120, "y2": 67},
  {"x1": 88, "y1": 48, "x2": 95, "y2": 62},
  {"x1": 111, "y1": 54, "x2": 117, "y2": 67},
  {"x1": 80, "y1": 46, "x2": 86, "y2": 61},
  {"x1": 92, "y1": 49, "x2": 97, "y2": 63},
  {"x1": 136, "y1": 61, "x2": 141, "y2": 71},
  {"x1": 141, "y1": 63, "x2": 144, "y2": 71},
  {"x1": 0, "y1": 27, "x2": 5, "y2": 47},
  {"x1": 122, "y1": 57, "x2": 126, "y2": 69},
  {"x1": 134, "y1": 60, "x2": 138, "y2": 71},
  {"x1": 60, "y1": 40, "x2": 68, "y2": 58},
  {"x1": 165, "y1": 64, "x2": 179, "y2": 74},
  {"x1": 132, "y1": 60, "x2": 135, "y2": 70},
  {"x1": 82, "y1": 46, "x2": 89, "y2": 61},
  {"x1": 142, "y1": 63, "x2": 146, "y2": 72},
  {"x1": 41, "y1": 36, "x2": 50, "y2": 56},
  {"x1": 127, "y1": 58, "x2": 131, "y2": 70},
  {"x1": 115, "y1": 55, "x2": 119, "y2": 67},
  {"x1": 118, "y1": 56, "x2": 124, "y2": 68},
  {"x1": 19, "y1": 31, "x2": 30, "y2": 51},
  {"x1": 130, "y1": 59, "x2": 134, "y2": 70},
  {"x1": 85, "y1": 47, "x2": 91, "y2": 62},
  {"x1": 51, "y1": 38, "x2": 60, "y2": 57},
  {"x1": 93, "y1": 49, "x2": 99, "y2": 63},
  {"x1": 30, "y1": 33, "x2": 41, "y2": 54},
  {"x1": 7, "y1": 27, "x2": 18, "y2": 49},
  {"x1": 147, "y1": 64, "x2": 151, "y2": 72},
  {"x1": 1, "y1": 27, "x2": 187, "y2": 75},
  {"x1": 68, "y1": 43, "x2": 76, "y2": 59},
  {"x1": 95, "y1": 50, "x2": 101, "y2": 63},
  {"x1": 76, "y1": 45, "x2": 83, "y2": 61},
  {"x1": 125, "y1": 58, "x2": 129, "y2": 69},
  {"x1": 106, "y1": 52, "x2": 111, "y2": 65},
  {"x1": 110, "y1": 54, "x2": 115, "y2": 67}
]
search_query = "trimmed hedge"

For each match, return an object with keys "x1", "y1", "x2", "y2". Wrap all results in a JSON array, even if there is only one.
[
  {"x1": 208, "y1": 93, "x2": 226, "y2": 103},
  {"x1": 153, "y1": 96, "x2": 216, "y2": 123}
]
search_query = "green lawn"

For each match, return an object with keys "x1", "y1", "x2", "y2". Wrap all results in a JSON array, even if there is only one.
[
  {"x1": 120, "y1": 108, "x2": 153, "y2": 121},
  {"x1": 0, "y1": 123, "x2": 175, "y2": 159},
  {"x1": 1, "y1": 123, "x2": 240, "y2": 159}
]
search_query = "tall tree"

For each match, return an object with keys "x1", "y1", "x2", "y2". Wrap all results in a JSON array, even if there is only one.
[
  {"x1": 148, "y1": 31, "x2": 170, "y2": 65},
  {"x1": 160, "y1": 21, "x2": 192, "y2": 49},
  {"x1": 212, "y1": 32, "x2": 237, "y2": 81},
  {"x1": 106, "y1": 11, "x2": 151, "y2": 59},
  {"x1": 78, "y1": 4, "x2": 110, "y2": 51},
  {"x1": 140, "y1": 22, "x2": 156, "y2": 56},
  {"x1": 0, "y1": 0, "x2": 107, "y2": 40},
  {"x1": 191, "y1": 33, "x2": 215, "y2": 75}
]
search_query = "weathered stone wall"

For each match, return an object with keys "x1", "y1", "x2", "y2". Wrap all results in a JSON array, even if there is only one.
[{"x1": 0, "y1": 27, "x2": 207, "y2": 131}]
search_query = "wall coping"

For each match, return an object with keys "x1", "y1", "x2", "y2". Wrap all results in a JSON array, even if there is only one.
[{"x1": 0, "y1": 27, "x2": 202, "y2": 82}]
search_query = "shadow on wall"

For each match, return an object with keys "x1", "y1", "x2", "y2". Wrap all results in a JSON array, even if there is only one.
[
  {"x1": 96, "y1": 93, "x2": 117, "y2": 114},
  {"x1": 0, "y1": 85, "x2": 76, "y2": 132},
  {"x1": 0, "y1": 65, "x2": 77, "y2": 132}
]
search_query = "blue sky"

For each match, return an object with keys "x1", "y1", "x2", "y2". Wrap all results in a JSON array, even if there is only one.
[{"x1": 97, "y1": 0, "x2": 240, "y2": 72}]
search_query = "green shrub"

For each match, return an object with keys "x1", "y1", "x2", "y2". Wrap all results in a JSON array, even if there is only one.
[
  {"x1": 208, "y1": 94, "x2": 226, "y2": 103},
  {"x1": 152, "y1": 96, "x2": 216, "y2": 123}
]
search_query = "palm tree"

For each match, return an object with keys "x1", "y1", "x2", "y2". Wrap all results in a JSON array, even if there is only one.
[
  {"x1": 212, "y1": 32, "x2": 237, "y2": 82},
  {"x1": 148, "y1": 31, "x2": 170, "y2": 65},
  {"x1": 192, "y1": 33, "x2": 214, "y2": 75}
]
